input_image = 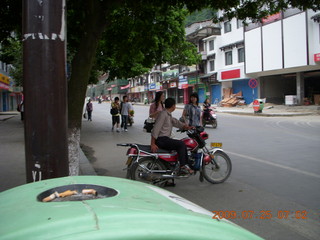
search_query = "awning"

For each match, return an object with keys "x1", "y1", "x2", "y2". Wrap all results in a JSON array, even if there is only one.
[
  {"x1": 199, "y1": 72, "x2": 217, "y2": 79},
  {"x1": 219, "y1": 41, "x2": 244, "y2": 51}
]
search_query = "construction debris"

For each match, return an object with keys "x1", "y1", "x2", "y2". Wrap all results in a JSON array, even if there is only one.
[{"x1": 220, "y1": 88, "x2": 245, "y2": 107}]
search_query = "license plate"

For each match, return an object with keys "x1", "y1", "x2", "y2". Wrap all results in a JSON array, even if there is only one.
[
  {"x1": 126, "y1": 157, "x2": 133, "y2": 165},
  {"x1": 211, "y1": 142, "x2": 222, "y2": 148}
]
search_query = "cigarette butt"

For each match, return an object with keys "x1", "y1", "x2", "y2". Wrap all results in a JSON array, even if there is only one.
[
  {"x1": 82, "y1": 189, "x2": 97, "y2": 196},
  {"x1": 42, "y1": 191, "x2": 59, "y2": 202},
  {"x1": 58, "y1": 190, "x2": 78, "y2": 198}
]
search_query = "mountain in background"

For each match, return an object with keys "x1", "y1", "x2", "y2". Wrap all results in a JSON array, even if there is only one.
[{"x1": 185, "y1": 8, "x2": 216, "y2": 26}]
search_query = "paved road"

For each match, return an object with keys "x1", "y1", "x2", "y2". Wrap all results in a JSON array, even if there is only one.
[{"x1": 81, "y1": 102, "x2": 320, "y2": 240}]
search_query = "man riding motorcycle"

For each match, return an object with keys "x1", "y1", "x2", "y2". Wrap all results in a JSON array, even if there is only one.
[{"x1": 151, "y1": 98, "x2": 194, "y2": 174}]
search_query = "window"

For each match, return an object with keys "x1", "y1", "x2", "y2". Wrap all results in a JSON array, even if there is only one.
[
  {"x1": 198, "y1": 40, "x2": 204, "y2": 52},
  {"x1": 224, "y1": 21, "x2": 231, "y2": 33},
  {"x1": 237, "y1": 19, "x2": 243, "y2": 29},
  {"x1": 209, "y1": 60, "x2": 215, "y2": 72},
  {"x1": 208, "y1": 40, "x2": 214, "y2": 51},
  {"x1": 225, "y1": 51, "x2": 233, "y2": 65},
  {"x1": 238, "y1": 48, "x2": 245, "y2": 63}
]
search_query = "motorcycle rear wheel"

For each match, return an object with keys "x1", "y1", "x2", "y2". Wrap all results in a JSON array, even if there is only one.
[
  {"x1": 131, "y1": 157, "x2": 167, "y2": 186},
  {"x1": 202, "y1": 151, "x2": 231, "y2": 184},
  {"x1": 211, "y1": 120, "x2": 217, "y2": 129}
]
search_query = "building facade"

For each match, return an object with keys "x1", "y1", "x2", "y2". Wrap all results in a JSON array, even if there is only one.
[
  {"x1": 244, "y1": 9, "x2": 320, "y2": 105},
  {"x1": 90, "y1": 8, "x2": 320, "y2": 106}
]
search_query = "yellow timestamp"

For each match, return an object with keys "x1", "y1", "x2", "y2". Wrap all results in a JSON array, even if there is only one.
[{"x1": 212, "y1": 210, "x2": 308, "y2": 220}]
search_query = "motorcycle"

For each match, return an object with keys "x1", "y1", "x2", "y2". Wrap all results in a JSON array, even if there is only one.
[
  {"x1": 202, "y1": 107, "x2": 217, "y2": 128},
  {"x1": 117, "y1": 126, "x2": 231, "y2": 186}
]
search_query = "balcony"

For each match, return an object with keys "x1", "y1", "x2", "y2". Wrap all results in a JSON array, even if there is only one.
[{"x1": 186, "y1": 26, "x2": 221, "y2": 44}]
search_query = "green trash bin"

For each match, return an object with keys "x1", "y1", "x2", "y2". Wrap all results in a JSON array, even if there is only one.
[{"x1": 0, "y1": 176, "x2": 263, "y2": 240}]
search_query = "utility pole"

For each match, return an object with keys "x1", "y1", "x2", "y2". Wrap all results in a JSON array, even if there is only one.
[{"x1": 23, "y1": 0, "x2": 69, "y2": 182}]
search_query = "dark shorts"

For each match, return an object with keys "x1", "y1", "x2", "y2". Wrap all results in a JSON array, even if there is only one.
[{"x1": 112, "y1": 115, "x2": 120, "y2": 125}]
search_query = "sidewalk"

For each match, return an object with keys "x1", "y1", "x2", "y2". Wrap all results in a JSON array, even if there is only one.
[{"x1": 0, "y1": 114, "x2": 96, "y2": 193}]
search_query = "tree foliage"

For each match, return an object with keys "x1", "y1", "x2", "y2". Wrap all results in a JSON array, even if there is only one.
[{"x1": 185, "y1": 8, "x2": 216, "y2": 26}]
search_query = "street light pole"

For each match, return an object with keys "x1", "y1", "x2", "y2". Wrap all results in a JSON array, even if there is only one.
[{"x1": 23, "y1": 0, "x2": 69, "y2": 182}]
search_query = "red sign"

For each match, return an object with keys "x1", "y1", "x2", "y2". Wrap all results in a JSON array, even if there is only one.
[
  {"x1": 314, "y1": 53, "x2": 320, "y2": 62},
  {"x1": 253, "y1": 99, "x2": 260, "y2": 112},
  {"x1": 170, "y1": 82, "x2": 177, "y2": 88},
  {"x1": 248, "y1": 78, "x2": 258, "y2": 89},
  {"x1": 221, "y1": 69, "x2": 240, "y2": 80}
]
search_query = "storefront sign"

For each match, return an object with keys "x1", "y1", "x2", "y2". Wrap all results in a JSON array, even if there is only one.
[
  {"x1": 188, "y1": 76, "x2": 198, "y2": 85},
  {"x1": 149, "y1": 83, "x2": 156, "y2": 91},
  {"x1": 0, "y1": 73, "x2": 10, "y2": 85},
  {"x1": 170, "y1": 82, "x2": 177, "y2": 88},
  {"x1": 156, "y1": 82, "x2": 161, "y2": 90},
  {"x1": 221, "y1": 69, "x2": 240, "y2": 80},
  {"x1": 178, "y1": 76, "x2": 188, "y2": 89},
  {"x1": 0, "y1": 82, "x2": 9, "y2": 90}
]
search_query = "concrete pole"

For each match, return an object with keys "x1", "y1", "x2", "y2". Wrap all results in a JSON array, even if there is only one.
[
  {"x1": 23, "y1": 0, "x2": 69, "y2": 182},
  {"x1": 296, "y1": 72, "x2": 305, "y2": 105}
]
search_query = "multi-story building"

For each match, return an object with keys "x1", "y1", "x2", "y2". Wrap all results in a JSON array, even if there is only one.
[
  {"x1": 100, "y1": 8, "x2": 320, "y2": 106},
  {"x1": 244, "y1": 9, "x2": 320, "y2": 105}
]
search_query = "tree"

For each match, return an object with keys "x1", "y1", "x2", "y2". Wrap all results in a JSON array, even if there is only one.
[{"x1": 1, "y1": 0, "x2": 319, "y2": 175}]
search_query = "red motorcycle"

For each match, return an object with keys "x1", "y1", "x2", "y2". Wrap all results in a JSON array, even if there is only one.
[{"x1": 117, "y1": 126, "x2": 231, "y2": 186}]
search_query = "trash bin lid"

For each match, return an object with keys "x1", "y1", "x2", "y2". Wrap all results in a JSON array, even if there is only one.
[{"x1": 0, "y1": 176, "x2": 262, "y2": 240}]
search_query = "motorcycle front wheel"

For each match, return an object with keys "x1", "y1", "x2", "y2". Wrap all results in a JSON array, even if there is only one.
[
  {"x1": 131, "y1": 157, "x2": 167, "y2": 186},
  {"x1": 202, "y1": 151, "x2": 231, "y2": 184}
]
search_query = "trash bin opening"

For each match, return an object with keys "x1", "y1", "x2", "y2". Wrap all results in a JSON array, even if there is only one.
[{"x1": 37, "y1": 184, "x2": 118, "y2": 202}]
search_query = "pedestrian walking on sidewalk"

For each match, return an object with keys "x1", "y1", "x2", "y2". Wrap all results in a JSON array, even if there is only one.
[
  {"x1": 182, "y1": 92, "x2": 202, "y2": 127},
  {"x1": 86, "y1": 99, "x2": 93, "y2": 121},
  {"x1": 111, "y1": 97, "x2": 120, "y2": 132},
  {"x1": 120, "y1": 96, "x2": 132, "y2": 132}
]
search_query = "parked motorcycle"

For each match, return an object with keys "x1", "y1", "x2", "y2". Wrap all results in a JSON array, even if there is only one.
[
  {"x1": 117, "y1": 126, "x2": 231, "y2": 186},
  {"x1": 202, "y1": 107, "x2": 217, "y2": 128}
]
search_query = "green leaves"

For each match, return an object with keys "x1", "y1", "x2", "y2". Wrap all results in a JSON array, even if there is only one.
[{"x1": 96, "y1": 4, "x2": 199, "y2": 80}]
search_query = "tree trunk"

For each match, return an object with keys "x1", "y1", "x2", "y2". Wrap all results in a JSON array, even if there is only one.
[{"x1": 67, "y1": 1, "x2": 108, "y2": 175}]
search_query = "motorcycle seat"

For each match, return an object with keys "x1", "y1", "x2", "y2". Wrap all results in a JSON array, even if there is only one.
[{"x1": 136, "y1": 144, "x2": 172, "y2": 154}]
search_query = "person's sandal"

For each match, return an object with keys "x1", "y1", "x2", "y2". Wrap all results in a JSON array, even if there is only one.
[{"x1": 181, "y1": 165, "x2": 194, "y2": 174}]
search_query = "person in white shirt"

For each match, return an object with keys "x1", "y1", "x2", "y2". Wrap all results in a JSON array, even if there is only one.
[{"x1": 120, "y1": 96, "x2": 132, "y2": 132}]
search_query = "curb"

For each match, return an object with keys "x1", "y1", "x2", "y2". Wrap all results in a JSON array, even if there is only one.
[
  {"x1": 79, "y1": 148, "x2": 97, "y2": 175},
  {"x1": 215, "y1": 110, "x2": 315, "y2": 117}
]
